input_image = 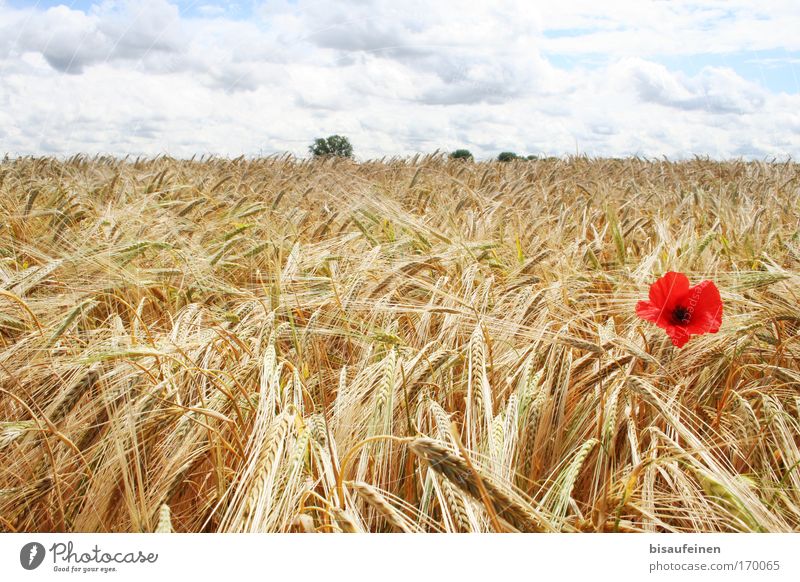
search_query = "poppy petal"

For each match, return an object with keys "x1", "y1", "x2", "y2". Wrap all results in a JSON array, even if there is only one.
[
  {"x1": 648, "y1": 271, "x2": 690, "y2": 312},
  {"x1": 665, "y1": 325, "x2": 691, "y2": 348},
  {"x1": 635, "y1": 300, "x2": 663, "y2": 324},
  {"x1": 684, "y1": 280, "x2": 723, "y2": 334}
]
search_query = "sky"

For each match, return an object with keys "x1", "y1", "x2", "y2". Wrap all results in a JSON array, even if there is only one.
[{"x1": 1, "y1": 0, "x2": 799, "y2": 159}]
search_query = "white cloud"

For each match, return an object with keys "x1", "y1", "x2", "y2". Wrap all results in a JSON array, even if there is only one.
[
  {"x1": 617, "y1": 58, "x2": 766, "y2": 114},
  {"x1": 538, "y1": 0, "x2": 800, "y2": 56},
  {"x1": 10, "y1": 0, "x2": 183, "y2": 73},
  {"x1": 0, "y1": 0, "x2": 798, "y2": 159}
]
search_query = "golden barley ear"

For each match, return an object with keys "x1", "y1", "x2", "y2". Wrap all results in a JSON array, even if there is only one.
[
  {"x1": 409, "y1": 437, "x2": 552, "y2": 532},
  {"x1": 155, "y1": 504, "x2": 173, "y2": 533}
]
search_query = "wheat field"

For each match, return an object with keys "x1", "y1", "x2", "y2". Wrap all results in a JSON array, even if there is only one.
[{"x1": 1, "y1": 154, "x2": 799, "y2": 533}]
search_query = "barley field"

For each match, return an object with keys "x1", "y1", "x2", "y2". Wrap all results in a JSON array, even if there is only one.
[{"x1": 1, "y1": 155, "x2": 799, "y2": 533}]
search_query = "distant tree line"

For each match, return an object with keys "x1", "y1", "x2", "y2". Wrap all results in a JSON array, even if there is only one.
[
  {"x1": 454, "y1": 150, "x2": 540, "y2": 162},
  {"x1": 308, "y1": 135, "x2": 547, "y2": 162}
]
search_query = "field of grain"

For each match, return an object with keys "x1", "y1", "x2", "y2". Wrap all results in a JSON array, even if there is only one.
[{"x1": 1, "y1": 155, "x2": 799, "y2": 532}]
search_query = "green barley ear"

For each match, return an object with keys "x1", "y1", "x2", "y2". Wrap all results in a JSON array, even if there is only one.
[
  {"x1": 542, "y1": 438, "x2": 598, "y2": 521},
  {"x1": 698, "y1": 473, "x2": 763, "y2": 532},
  {"x1": 694, "y1": 229, "x2": 717, "y2": 256},
  {"x1": 605, "y1": 206, "x2": 625, "y2": 265}
]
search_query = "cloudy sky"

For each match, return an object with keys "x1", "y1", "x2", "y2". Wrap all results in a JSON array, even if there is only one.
[{"x1": 1, "y1": 0, "x2": 799, "y2": 159}]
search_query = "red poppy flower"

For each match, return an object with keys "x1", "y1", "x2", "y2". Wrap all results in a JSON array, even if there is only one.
[{"x1": 636, "y1": 272, "x2": 723, "y2": 348}]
